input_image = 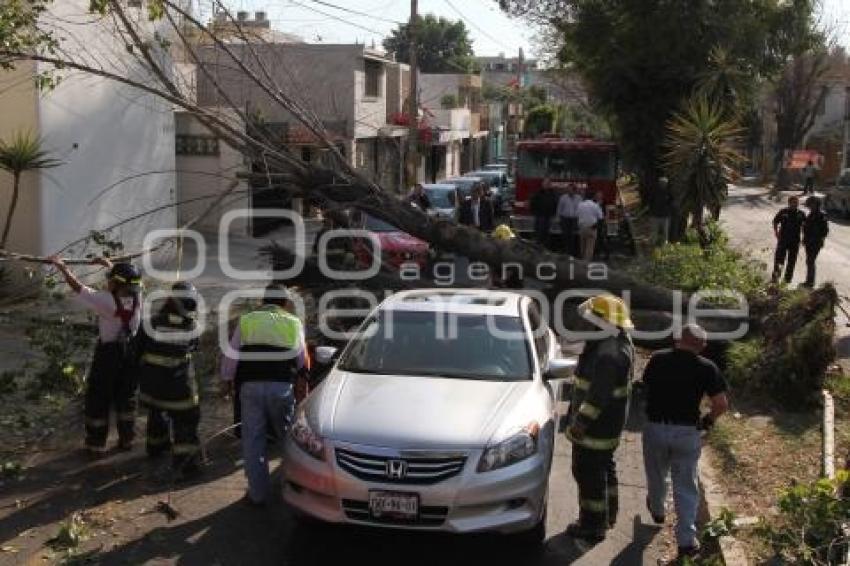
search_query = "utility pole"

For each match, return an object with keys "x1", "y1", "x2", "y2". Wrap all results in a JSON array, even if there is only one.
[
  {"x1": 842, "y1": 85, "x2": 849, "y2": 172},
  {"x1": 406, "y1": 0, "x2": 419, "y2": 187}
]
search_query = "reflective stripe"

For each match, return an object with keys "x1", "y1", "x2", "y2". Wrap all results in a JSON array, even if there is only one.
[
  {"x1": 142, "y1": 353, "x2": 190, "y2": 368},
  {"x1": 573, "y1": 436, "x2": 620, "y2": 450},
  {"x1": 613, "y1": 385, "x2": 630, "y2": 398},
  {"x1": 240, "y1": 307, "x2": 302, "y2": 350},
  {"x1": 85, "y1": 417, "x2": 108, "y2": 428},
  {"x1": 580, "y1": 498, "x2": 608, "y2": 513},
  {"x1": 146, "y1": 434, "x2": 170, "y2": 446},
  {"x1": 574, "y1": 378, "x2": 590, "y2": 391},
  {"x1": 139, "y1": 392, "x2": 199, "y2": 411},
  {"x1": 117, "y1": 412, "x2": 136, "y2": 422},
  {"x1": 172, "y1": 444, "x2": 199, "y2": 455},
  {"x1": 579, "y1": 403, "x2": 601, "y2": 420}
]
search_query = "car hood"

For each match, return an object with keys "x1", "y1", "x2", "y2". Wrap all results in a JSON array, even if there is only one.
[
  {"x1": 310, "y1": 371, "x2": 533, "y2": 449},
  {"x1": 375, "y1": 231, "x2": 429, "y2": 252}
]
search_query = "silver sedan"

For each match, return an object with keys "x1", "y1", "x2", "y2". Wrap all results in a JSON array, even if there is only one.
[{"x1": 282, "y1": 289, "x2": 575, "y2": 546}]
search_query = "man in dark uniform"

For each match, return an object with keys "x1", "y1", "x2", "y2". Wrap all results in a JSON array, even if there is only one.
[
  {"x1": 565, "y1": 294, "x2": 635, "y2": 544},
  {"x1": 531, "y1": 177, "x2": 559, "y2": 246},
  {"x1": 802, "y1": 196, "x2": 829, "y2": 288},
  {"x1": 137, "y1": 281, "x2": 202, "y2": 480},
  {"x1": 641, "y1": 324, "x2": 729, "y2": 560},
  {"x1": 50, "y1": 256, "x2": 142, "y2": 455},
  {"x1": 772, "y1": 195, "x2": 806, "y2": 284}
]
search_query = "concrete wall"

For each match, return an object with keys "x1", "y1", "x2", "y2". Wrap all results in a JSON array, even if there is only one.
[
  {"x1": 175, "y1": 110, "x2": 250, "y2": 236},
  {"x1": 34, "y1": 0, "x2": 176, "y2": 256},
  {"x1": 0, "y1": 62, "x2": 43, "y2": 254},
  {"x1": 197, "y1": 43, "x2": 361, "y2": 137}
]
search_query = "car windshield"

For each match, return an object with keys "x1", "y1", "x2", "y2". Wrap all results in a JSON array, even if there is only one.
[
  {"x1": 338, "y1": 310, "x2": 532, "y2": 381},
  {"x1": 447, "y1": 178, "x2": 479, "y2": 195},
  {"x1": 424, "y1": 187, "x2": 454, "y2": 208},
  {"x1": 518, "y1": 149, "x2": 616, "y2": 180},
  {"x1": 364, "y1": 215, "x2": 398, "y2": 232}
]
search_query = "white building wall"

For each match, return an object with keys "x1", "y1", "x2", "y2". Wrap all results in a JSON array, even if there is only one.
[{"x1": 35, "y1": 0, "x2": 176, "y2": 255}]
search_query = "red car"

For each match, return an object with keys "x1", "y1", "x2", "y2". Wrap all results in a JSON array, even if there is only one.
[{"x1": 351, "y1": 213, "x2": 430, "y2": 271}]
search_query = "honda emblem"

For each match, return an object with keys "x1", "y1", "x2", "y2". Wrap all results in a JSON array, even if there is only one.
[{"x1": 385, "y1": 459, "x2": 408, "y2": 479}]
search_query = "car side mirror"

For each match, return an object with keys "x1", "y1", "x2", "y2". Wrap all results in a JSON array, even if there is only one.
[
  {"x1": 544, "y1": 358, "x2": 576, "y2": 380},
  {"x1": 315, "y1": 346, "x2": 339, "y2": 366}
]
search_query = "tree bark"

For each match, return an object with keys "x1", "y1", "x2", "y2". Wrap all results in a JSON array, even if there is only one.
[{"x1": 0, "y1": 173, "x2": 21, "y2": 249}]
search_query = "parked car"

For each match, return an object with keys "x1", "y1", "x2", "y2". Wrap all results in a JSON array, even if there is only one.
[
  {"x1": 465, "y1": 170, "x2": 512, "y2": 213},
  {"x1": 824, "y1": 169, "x2": 850, "y2": 219},
  {"x1": 421, "y1": 183, "x2": 458, "y2": 221},
  {"x1": 283, "y1": 289, "x2": 575, "y2": 546},
  {"x1": 442, "y1": 176, "x2": 485, "y2": 199},
  {"x1": 349, "y1": 211, "x2": 430, "y2": 270},
  {"x1": 483, "y1": 163, "x2": 508, "y2": 172}
]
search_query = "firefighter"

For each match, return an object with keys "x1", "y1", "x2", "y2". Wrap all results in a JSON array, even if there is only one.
[
  {"x1": 565, "y1": 294, "x2": 635, "y2": 544},
  {"x1": 50, "y1": 256, "x2": 142, "y2": 455},
  {"x1": 137, "y1": 281, "x2": 202, "y2": 480},
  {"x1": 220, "y1": 283, "x2": 308, "y2": 505}
]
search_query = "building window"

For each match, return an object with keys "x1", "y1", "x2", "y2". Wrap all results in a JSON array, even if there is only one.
[
  {"x1": 176, "y1": 135, "x2": 220, "y2": 156},
  {"x1": 364, "y1": 60, "x2": 382, "y2": 98}
]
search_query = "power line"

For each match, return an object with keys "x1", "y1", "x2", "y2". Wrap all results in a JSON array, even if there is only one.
[
  {"x1": 288, "y1": 0, "x2": 393, "y2": 35},
  {"x1": 304, "y1": 0, "x2": 404, "y2": 25},
  {"x1": 443, "y1": 0, "x2": 514, "y2": 52}
]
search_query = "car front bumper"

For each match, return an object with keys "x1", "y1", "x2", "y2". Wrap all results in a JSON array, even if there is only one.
[{"x1": 282, "y1": 439, "x2": 549, "y2": 534}]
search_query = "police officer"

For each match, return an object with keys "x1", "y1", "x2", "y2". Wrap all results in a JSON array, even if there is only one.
[
  {"x1": 137, "y1": 282, "x2": 202, "y2": 479},
  {"x1": 220, "y1": 283, "x2": 308, "y2": 505},
  {"x1": 772, "y1": 196, "x2": 806, "y2": 284},
  {"x1": 50, "y1": 255, "x2": 142, "y2": 455},
  {"x1": 565, "y1": 294, "x2": 635, "y2": 544},
  {"x1": 802, "y1": 196, "x2": 829, "y2": 288}
]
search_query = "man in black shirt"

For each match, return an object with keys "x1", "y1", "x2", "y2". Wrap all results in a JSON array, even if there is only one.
[
  {"x1": 802, "y1": 196, "x2": 829, "y2": 288},
  {"x1": 530, "y1": 177, "x2": 558, "y2": 246},
  {"x1": 641, "y1": 324, "x2": 729, "y2": 560},
  {"x1": 772, "y1": 196, "x2": 806, "y2": 284}
]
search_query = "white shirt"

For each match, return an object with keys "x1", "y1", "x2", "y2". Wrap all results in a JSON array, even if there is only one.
[
  {"x1": 471, "y1": 200, "x2": 481, "y2": 227},
  {"x1": 577, "y1": 200, "x2": 605, "y2": 229},
  {"x1": 74, "y1": 286, "x2": 141, "y2": 342},
  {"x1": 557, "y1": 193, "x2": 582, "y2": 218}
]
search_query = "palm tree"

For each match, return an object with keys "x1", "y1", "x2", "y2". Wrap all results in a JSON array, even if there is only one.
[
  {"x1": 663, "y1": 96, "x2": 743, "y2": 246},
  {"x1": 696, "y1": 46, "x2": 753, "y2": 117},
  {"x1": 0, "y1": 132, "x2": 61, "y2": 249}
]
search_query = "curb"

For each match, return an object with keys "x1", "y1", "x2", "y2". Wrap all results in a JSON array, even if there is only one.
[{"x1": 699, "y1": 450, "x2": 750, "y2": 565}]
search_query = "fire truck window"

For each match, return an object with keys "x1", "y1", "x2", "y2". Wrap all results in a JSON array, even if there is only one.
[
  {"x1": 548, "y1": 152, "x2": 615, "y2": 180},
  {"x1": 518, "y1": 149, "x2": 547, "y2": 177}
]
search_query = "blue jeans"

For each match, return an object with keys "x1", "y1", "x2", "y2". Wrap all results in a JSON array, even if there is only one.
[
  {"x1": 240, "y1": 381, "x2": 295, "y2": 503},
  {"x1": 642, "y1": 422, "x2": 702, "y2": 548}
]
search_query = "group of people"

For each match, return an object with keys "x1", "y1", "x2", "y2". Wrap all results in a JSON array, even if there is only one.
[
  {"x1": 530, "y1": 178, "x2": 607, "y2": 261},
  {"x1": 771, "y1": 194, "x2": 829, "y2": 287},
  {"x1": 408, "y1": 182, "x2": 497, "y2": 231},
  {"x1": 49, "y1": 255, "x2": 306, "y2": 506},
  {"x1": 566, "y1": 295, "x2": 728, "y2": 561}
]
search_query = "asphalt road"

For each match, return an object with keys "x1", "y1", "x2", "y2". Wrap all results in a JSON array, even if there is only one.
[{"x1": 721, "y1": 184, "x2": 850, "y2": 360}]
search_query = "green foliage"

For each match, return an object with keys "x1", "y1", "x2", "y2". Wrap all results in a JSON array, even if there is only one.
[
  {"x1": 0, "y1": 369, "x2": 20, "y2": 395},
  {"x1": 629, "y1": 222, "x2": 764, "y2": 299},
  {"x1": 1, "y1": 460, "x2": 22, "y2": 480},
  {"x1": 525, "y1": 104, "x2": 557, "y2": 137},
  {"x1": 25, "y1": 317, "x2": 95, "y2": 396},
  {"x1": 500, "y1": 0, "x2": 822, "y2": 198},
  {"x1": 383, "y1": 14, "x2": 475, "y2": 73},
  {"x1": 440, "y1": 93, "x2": 458, "y2": 109},
  {"x1": 47, "y1": 512, "x2": 88, "y2": 553},
  {"x1": 482, "y1": 82, "x2": 547, "y2": 108},
  {"x1": 702, "y1": 507, "x2": 736, "y2": 540},
  {"x1": 557, "y1": 104, "x2": 611, "y2": 139},
  {"x1": 725, "y1": 339, "x2": 765, "y2": 389},
  {"x1": 0, "y1": 0, "x2": 59, "y2": 69},
  {"x1": 663, "y1": 96, "x2": 743, "y2": 234},
  {"x1": 757, "y1": 471, "x2": 850, "y2": 565}
]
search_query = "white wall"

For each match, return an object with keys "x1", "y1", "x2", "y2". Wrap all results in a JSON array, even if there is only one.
[{"x1": 36, "y1": 0, "x2": 176, "y2": 255}]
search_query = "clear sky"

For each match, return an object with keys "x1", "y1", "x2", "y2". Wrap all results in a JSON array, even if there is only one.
[{"x1": 212, "y1": 0, "x2": 849, "y2": 58}]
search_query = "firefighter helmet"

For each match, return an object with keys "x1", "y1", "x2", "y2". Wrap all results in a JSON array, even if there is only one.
[
  {"x1": 492, "y1": 224, "x2": 516, "y2": 241},
  {"x1": 108, "y1": 262, "x2": 142, "y2": 291},
  {"x1": 171, "y1": 281, "x2": 199, "y2": 314},
  {"x1": 578, "y1": 294, "x2": 634, "y2": 330}
]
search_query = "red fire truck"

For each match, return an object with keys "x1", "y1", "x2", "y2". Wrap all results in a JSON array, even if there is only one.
[{"x1": 510, "y1": 135, "x2": 620, "y2": 235}]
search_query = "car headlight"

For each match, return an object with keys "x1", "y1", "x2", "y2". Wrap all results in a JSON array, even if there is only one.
[
  {"x1": 291, "y1": 408, "x2": 325, "y2": 460},
  {"x1": 477, "y1": 423, "x2": 540, "y2": 473}
]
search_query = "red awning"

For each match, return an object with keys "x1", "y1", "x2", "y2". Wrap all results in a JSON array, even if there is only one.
[{"x1": 783, "y1": 149, "x2": 823, "y2": 170}]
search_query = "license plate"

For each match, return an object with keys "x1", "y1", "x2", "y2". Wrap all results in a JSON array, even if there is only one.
[{"x1": 368, "y1": 491, "x2": 419, "y2": 519}]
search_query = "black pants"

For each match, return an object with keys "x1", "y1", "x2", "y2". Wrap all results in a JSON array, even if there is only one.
[
  {"x1": 804, "y1": 244, "x2": 822, "y2": 287},
  {"x1": 146, "y1": 405, "x2": 201, "y2": 471},
  {"x1": 559, "y1": 217, "x2": 578, "y2": 256},
  {"x1": 534, "y1": 216, "x2": 551, "y2": 246},
  {"x1": 85, "y1": 343, "x2": 136, "y2": 449},
  {"x1": 772, "y1": 239, "x2": 800, "y2": 283},
  {"x1": 803, "y1": 178, "x2": 815, "y2": 195},
  {"x1": 571, "y1": 445, "x2": 618, "y2": 531}
]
